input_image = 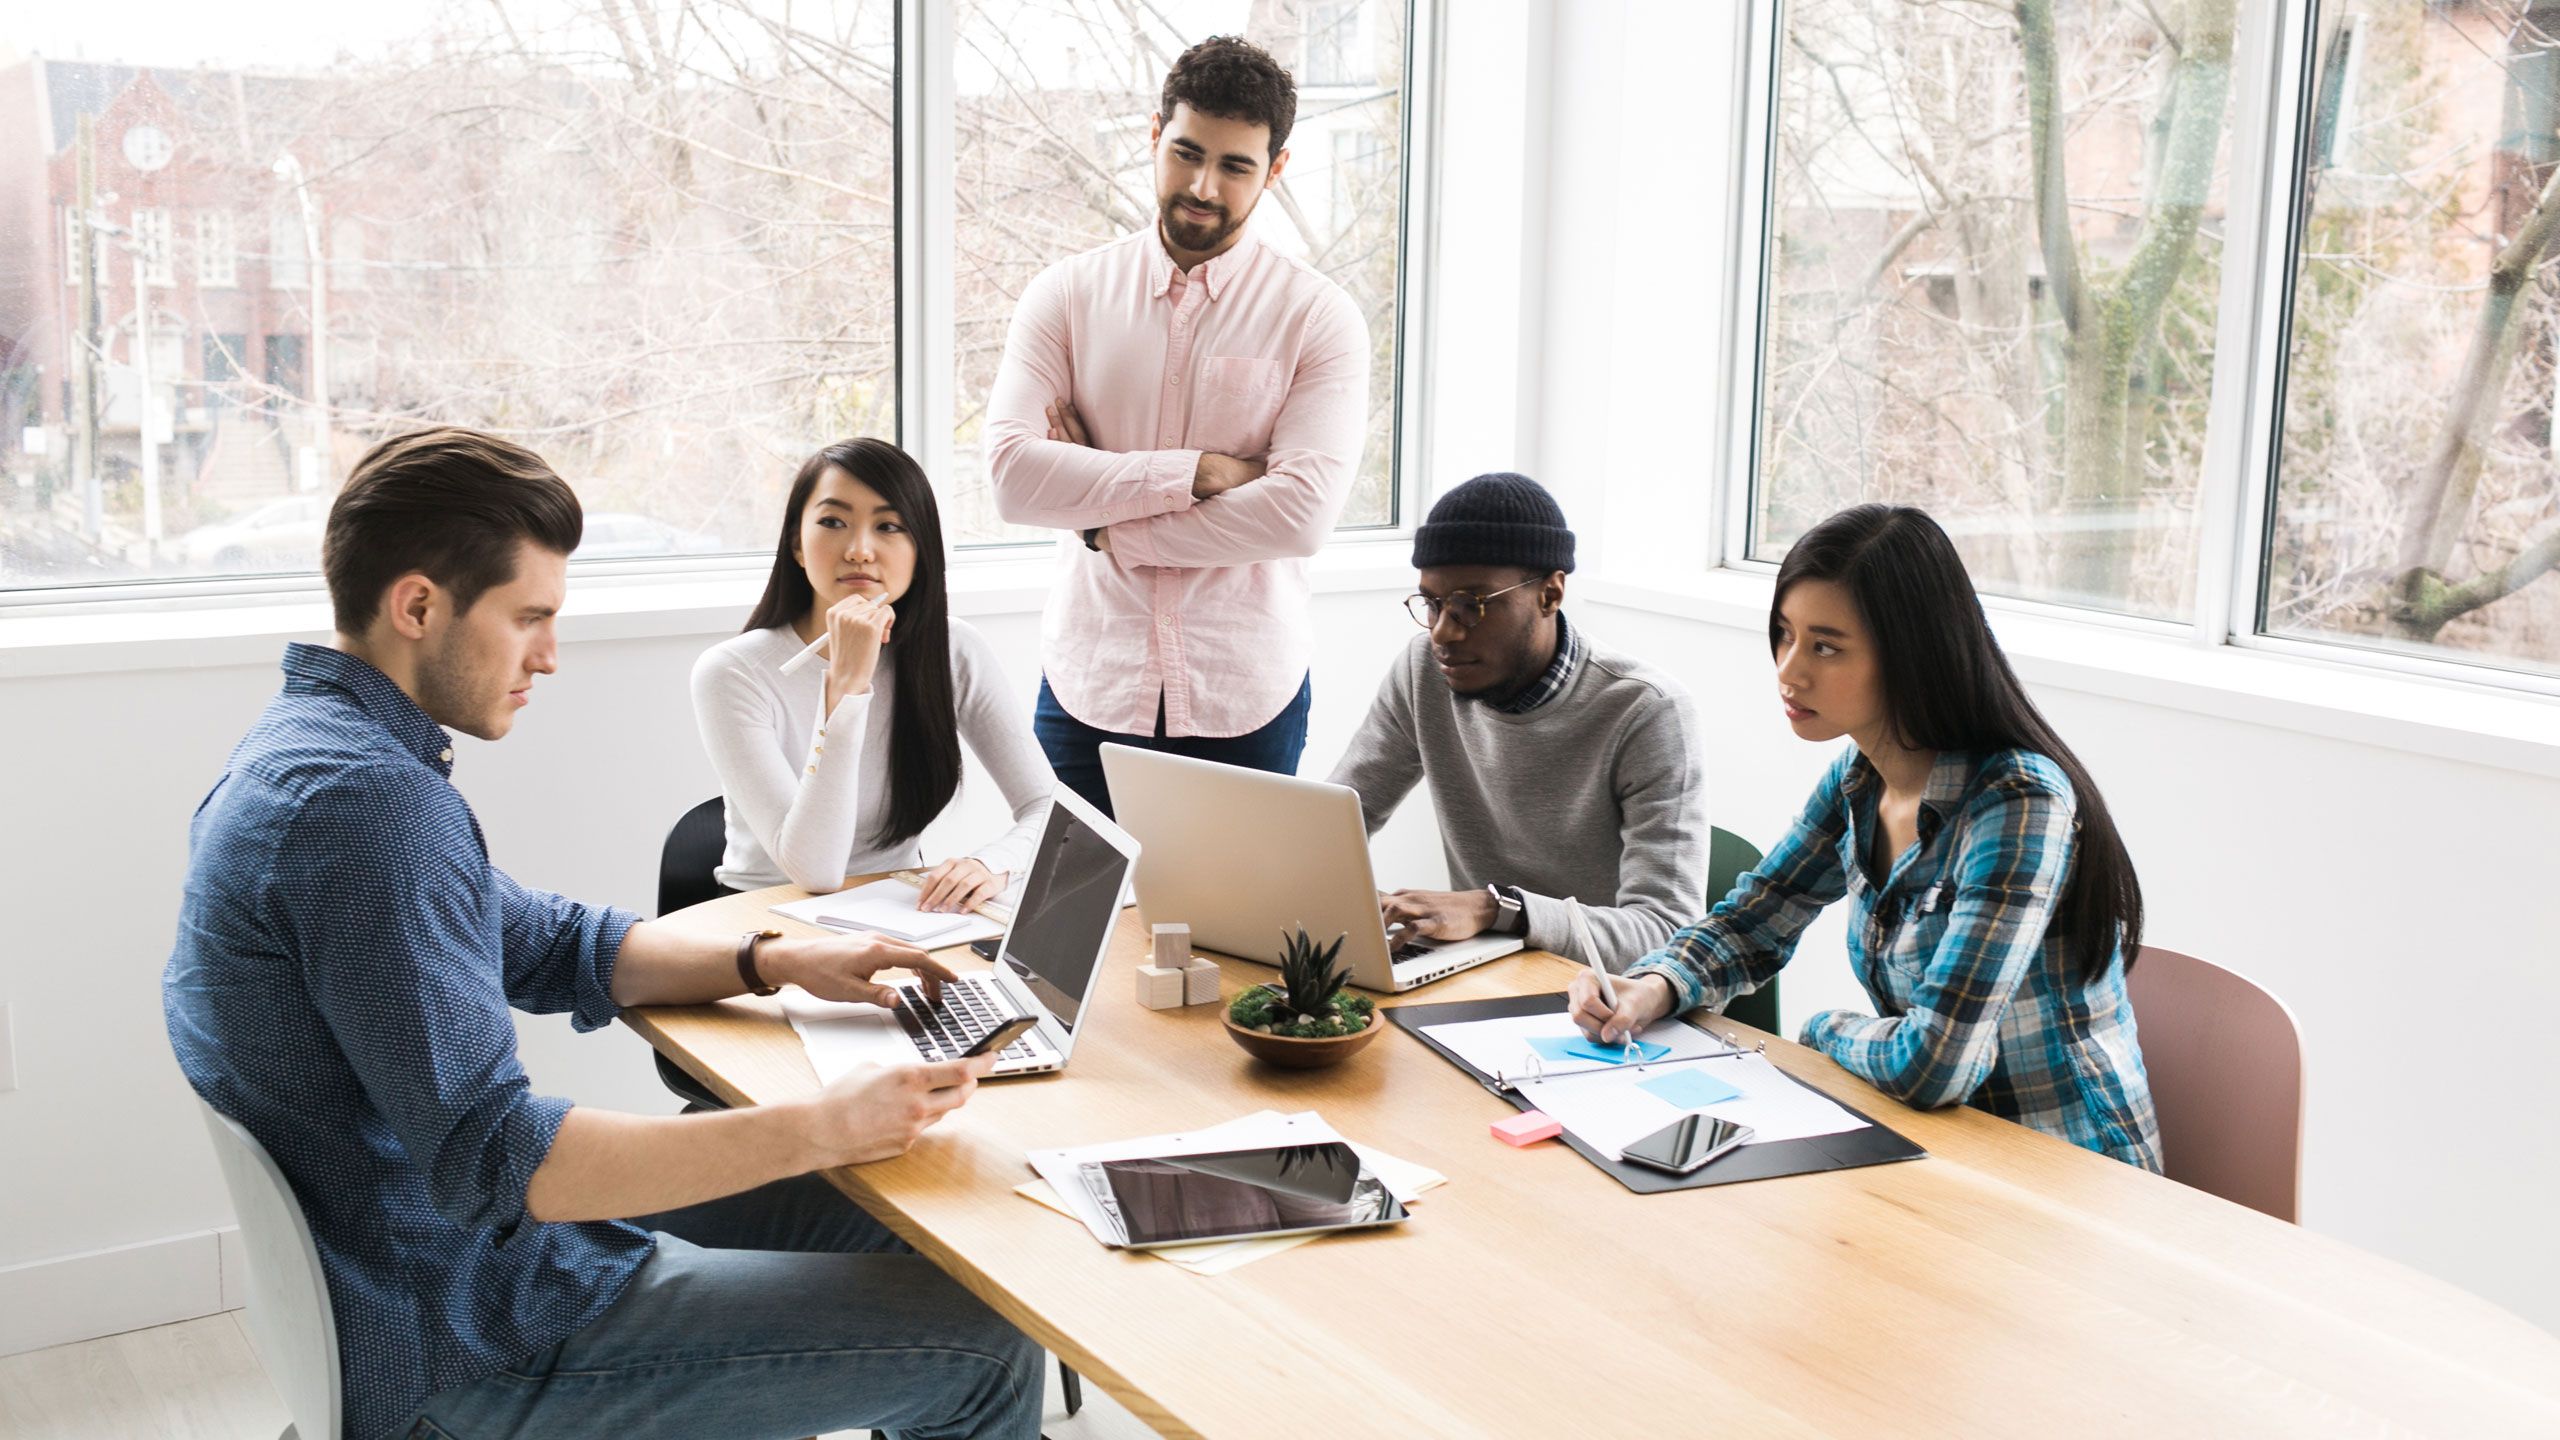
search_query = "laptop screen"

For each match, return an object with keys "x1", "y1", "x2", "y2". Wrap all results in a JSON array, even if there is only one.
[{"x1": 999, "y1": 801, "x2": 1127, "y2": 1037}]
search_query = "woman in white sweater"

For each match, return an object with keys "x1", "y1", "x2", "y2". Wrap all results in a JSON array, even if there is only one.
[{"x1": 691, "y1": 438, "x2": 1052, "y2": 908}]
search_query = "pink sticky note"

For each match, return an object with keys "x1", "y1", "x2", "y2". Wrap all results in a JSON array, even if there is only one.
[{"x1": 1491, "y1": 1110, "x2": 1563, "y2": 1147}]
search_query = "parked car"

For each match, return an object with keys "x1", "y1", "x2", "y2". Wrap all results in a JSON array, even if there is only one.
[{"x1": 180, "y1": 494, "x2": 327, "y2": 572}]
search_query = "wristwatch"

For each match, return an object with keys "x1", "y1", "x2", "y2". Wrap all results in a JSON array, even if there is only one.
[
  {"x1": 1487, "y1": 885, "x2": 1527, "y2": 935},
  {"x1": 736, "y1": 928, "x2": 784, "y2": 996},
  {"x1": 1080, "y1": 527, "x2": 1104, "y2": 551}
]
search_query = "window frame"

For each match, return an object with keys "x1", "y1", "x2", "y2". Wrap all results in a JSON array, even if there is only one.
[
  {"x1": 0, "y1": 0, "x2": 1439, "y2": 609},
  {"x1": 1723, "y1": 0, "x2": 2560, "y2": 700}
]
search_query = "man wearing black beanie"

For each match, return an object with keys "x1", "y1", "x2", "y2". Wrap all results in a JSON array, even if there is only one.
[{"x1": 1326, "y1": 473, "x2": 1706, "y2": 970}]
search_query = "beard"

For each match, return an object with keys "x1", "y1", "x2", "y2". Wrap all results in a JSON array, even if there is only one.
[
  {"x1": 1159, "y1": 192, "x2": 1245, "y2": 255},
  {"x1": 416, "y1": 627, "x2": 512, "y2": 740}
]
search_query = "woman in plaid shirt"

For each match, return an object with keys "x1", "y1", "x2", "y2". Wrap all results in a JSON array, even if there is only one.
[{"x1": 1571, "y1": 505, "x2": 2161, "y2": 1169}]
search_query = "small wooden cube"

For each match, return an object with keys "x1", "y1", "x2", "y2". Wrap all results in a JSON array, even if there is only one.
[
  {"x1": 1135, "y1": 964, "x2": 1188, "y2": 1010},
  {"x1": 1151, "y1": 922, "x2": 1192, "y2": 970},
  {"x1": 1180, "y1": 956, "x2": 1221, "y2": 1006}
]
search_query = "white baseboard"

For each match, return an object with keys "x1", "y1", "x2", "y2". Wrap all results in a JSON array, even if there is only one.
[{"x1": 0, "y1": 1228, "x2": 243, "y2": 1357}]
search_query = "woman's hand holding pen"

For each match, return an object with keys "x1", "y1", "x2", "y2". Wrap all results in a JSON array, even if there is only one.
[
  {"x1": 822, "y1": 593, "x2": 896, "y2": 713},
  {"x1": 1568, "y1": 969, "x2": 1677, "y2": 1046}
]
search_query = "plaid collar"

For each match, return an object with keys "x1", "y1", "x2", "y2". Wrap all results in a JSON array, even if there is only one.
[{"x1": 1489, "y1": 610, "x2": 1583, "y2": 715}]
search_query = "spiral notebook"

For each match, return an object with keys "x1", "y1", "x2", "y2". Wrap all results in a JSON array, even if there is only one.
[{"x1": 1390, "y1": 992, "x2": 1926, "y2": 1193}]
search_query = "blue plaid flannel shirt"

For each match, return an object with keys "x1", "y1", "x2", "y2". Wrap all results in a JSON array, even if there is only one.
[{"x1": 1628, "y1": 746, "x2": 2163, "y2": 1170}]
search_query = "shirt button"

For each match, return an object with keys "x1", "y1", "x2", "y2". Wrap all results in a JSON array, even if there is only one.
[{"x1": 437, "y1": 747, "x2": 454, "y2": 764}]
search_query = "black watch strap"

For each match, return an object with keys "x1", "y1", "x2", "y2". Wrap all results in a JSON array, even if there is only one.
[
  {"x1": 736, "y1": 929, "x2": 783, "y2": 996},
  {"x1": 1080, "y1": 527, "x2": 1104, "y2": 551}
]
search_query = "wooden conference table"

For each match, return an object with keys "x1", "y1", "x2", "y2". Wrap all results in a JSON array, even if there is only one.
[{"x1": 628, "y1": 883, "x2": 2560, "y2": 1438}]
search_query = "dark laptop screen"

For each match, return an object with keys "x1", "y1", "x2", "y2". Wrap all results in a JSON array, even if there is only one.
[{"x1": 1000, "y1": 803, "x2": 1125, "y2": 1034}]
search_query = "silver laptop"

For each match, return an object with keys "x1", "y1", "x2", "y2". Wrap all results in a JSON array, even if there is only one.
[
  {"x1": 1099, "y1": 745, "x2": 1522, "y2": 993},
  {"x1": 795, "y1": 787, "x2": 1138, "y2": 1077}
]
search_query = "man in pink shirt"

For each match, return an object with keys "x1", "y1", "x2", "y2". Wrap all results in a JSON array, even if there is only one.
[{"x1": 987, "y1": 35, "x2": 1370, "y2": 817}]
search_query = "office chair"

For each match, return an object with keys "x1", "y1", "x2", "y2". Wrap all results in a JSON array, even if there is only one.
[
  {"x1": 2125, "y1": 945, "x2": 2306, "y2": 1222},
  {"x1": 1704, "y1": 826, "x2": 1780, "y2": 1036},
  {"x1": 198, "y1": 1100, "x2": 342, "y2": 1440}
]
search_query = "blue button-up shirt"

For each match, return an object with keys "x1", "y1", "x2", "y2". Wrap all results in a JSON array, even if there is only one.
[
  {"x1": 1629, "y1": 746, "x2": 2163, "y2": 1170},
  {"x1": 165, "y1": 643, "x2": 652, "y2": 1440}
]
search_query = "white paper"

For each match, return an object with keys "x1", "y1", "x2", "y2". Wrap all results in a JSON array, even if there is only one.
[
  {"x1": 770, "y1": 877, "x2": 1007, "y2": 947},
  {"x1": 1418, "y1": 1011, "x2": 1740, "y2": 1084},
  {"x1": 1515, "y1": 1053, "x2": 1867, "y2": 1160},
  {"x1": 1024, "y1": 1110, "x2": 1438, "y2": 1253}
]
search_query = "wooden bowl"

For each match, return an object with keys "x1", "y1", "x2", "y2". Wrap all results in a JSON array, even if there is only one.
[{"x1": 1221, "y1": 1007, "x2": 1385, "y2": 1070}]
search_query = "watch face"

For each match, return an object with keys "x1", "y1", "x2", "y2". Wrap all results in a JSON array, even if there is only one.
[{"x1": 123, "y1": 125, "x2": 173, "y2": 172}]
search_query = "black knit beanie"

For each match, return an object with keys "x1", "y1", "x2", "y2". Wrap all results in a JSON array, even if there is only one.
[{"x1": 1411, "y1": 472, "x2": 1575, "y2": 574}]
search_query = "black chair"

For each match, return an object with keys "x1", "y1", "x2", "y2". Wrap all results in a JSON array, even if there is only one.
[
  {"x1": 652, "y1": 797, "x2": 733, "y2": 1110},
  {"x1": 661, "y1": 798, "x2": 1084, "y2": 1422}
]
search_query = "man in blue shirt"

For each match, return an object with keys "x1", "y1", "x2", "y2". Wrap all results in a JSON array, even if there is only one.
[{"x1": 164, "y1": 428, "x2": 1045, "y2": 1440}]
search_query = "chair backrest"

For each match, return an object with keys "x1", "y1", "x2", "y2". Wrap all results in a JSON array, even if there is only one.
[
  {"x1": 1705, "y1": 826, "x2": 1779, "y2": 1036},
  {"x1": 2124, "y1": 945, "x2": 2306, "y2": 1223},
  {"x1": 197, "y1": 1099, "x2": 340, "y2": 1440},
  {"x1": 658, "y1": 795, "x2": 729, "y2": 917}
]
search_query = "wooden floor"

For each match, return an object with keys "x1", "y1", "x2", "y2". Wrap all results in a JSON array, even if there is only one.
[{"x1": 0, "y1": 1314, "x2": 1161, "y2": 1440}]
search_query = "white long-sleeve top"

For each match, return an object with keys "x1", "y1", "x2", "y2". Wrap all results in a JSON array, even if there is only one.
[{"x1": 689, "y1": 619, "x2": 1053, "y2": 892}]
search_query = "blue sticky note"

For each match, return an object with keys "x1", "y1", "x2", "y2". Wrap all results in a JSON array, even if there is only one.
[
  {"x1": 1639, "y1": 1068, "x2": 1744, "y2": 1110},
  {"x1": 1562, "y1": 1036, "x2": 1669, "y2": 1066},
  {"x1": 1526, "y1": 1036, "x2": 1584, "y2": 1062}
]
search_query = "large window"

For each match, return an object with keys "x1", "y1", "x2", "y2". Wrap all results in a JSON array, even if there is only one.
[
  {"x1": 2266, "y1": 1, "x2": 2560, "y2": 680},
  {"x1": 1753, "y1": 0, "x2": 2240, "y2": 620},
  {"x1": 1, "y1": 1, "x2": 1420, "y2": 594},
  {"x1": 945, "y1": 0, "x2": 1411, "y2": 546}
]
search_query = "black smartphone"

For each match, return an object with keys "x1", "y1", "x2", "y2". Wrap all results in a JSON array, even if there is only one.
[
  {"x1": 959, "y1": 1015, "x2": 1040, "y2": 1059},
  {"x1": 969, "y1": 938, "x2": 1002, "y2": 961},
  {"x1": 1621, "y1": 1114, "x2": 1753, "y2": 1176}
]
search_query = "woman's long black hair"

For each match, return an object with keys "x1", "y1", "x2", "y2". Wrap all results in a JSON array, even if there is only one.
[
  {"x1": 1773, "y1": 504, "x2": 2143, "y2": 984},
  {"x1": 744, "y1": 438, "x2": 961, "y2": 849}
]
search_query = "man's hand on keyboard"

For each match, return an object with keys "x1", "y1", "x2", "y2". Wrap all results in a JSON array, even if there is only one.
[{"x1": 765, "y1": 933, "x2": 957, "y2": 1009}]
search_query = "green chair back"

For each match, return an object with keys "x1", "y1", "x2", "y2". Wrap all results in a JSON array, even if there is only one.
[{"x1": 1704, "y1": 826, "x2": 1779, "y2": 1036}]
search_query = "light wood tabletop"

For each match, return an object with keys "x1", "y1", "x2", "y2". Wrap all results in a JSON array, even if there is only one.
[{"x1": 626, "y1": 883, "x2": 2560, "y2": 1439}]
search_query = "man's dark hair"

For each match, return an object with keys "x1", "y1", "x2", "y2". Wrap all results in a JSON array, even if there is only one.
[
  {"x1": 1160, "y1": 35, "x2": 1296, "y2": 160},
  {"x1": 323, "y1": 426, "x2": 583, "y2": 633}
]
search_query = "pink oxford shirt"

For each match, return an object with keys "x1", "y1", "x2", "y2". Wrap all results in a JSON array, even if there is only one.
[{"x1": 987, "y1": 226, "x2": 1370, "y2": 738}]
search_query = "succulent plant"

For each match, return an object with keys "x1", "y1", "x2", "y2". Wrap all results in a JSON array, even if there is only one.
[
  {"x1": 1276, "y1": 927, "x2": 1351, "y2": 1019},
  {"x1": 1226, "y1": 926, "x2": 1373, "y2": 1039}
]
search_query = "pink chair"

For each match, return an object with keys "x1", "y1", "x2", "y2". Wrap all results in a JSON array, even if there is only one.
[{"x1": 2125, "y1": 945, "x2": 2306, "y2": 1223}]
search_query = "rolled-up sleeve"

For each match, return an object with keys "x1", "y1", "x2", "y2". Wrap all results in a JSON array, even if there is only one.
[
  {"x1": 494, "y1": 867, "x2": 636, "y2": 1032},
  {"x1": 276, "y1": 769, "x2": 572, "y2": 1240}
]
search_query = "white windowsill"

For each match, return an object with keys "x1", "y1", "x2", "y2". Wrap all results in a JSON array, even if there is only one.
[
  {"x1": 1579, "y1": 569, "x2": 2560, "y2": 781},
  {"x1": 0, "y1": 537, "x2": 1419, "y2": 680}
]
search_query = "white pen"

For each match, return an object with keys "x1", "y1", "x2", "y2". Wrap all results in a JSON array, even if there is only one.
[
  {"x1": 777, "y1": 633, "x2": 828, "y2": 676},
  {"x1": 1568, "y1": 897, "x2": 1626, "y2": 1041}
]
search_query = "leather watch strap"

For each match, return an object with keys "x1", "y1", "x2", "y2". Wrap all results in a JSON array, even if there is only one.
[{"x1": 736, "y1": 928, "x2": 784, "y2": 996}]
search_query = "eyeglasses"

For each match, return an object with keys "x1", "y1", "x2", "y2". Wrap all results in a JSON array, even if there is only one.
[{"x1": 1404, "y1": 577, "x2": 1538, "y2": 630}]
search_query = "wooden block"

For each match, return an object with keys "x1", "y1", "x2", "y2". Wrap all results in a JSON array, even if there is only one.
[
  {"x1": 1180, "y1": 955, "x2": 1221, "y2": 1005},
  {"x1": 1135, "y1": 965, "x2": 1187, "y2": 1010},
  {"x1": 1151, "y1": 922, "x2": 1191, "y2": 970}
]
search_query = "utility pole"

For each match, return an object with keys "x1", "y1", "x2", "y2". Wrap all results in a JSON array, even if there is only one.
[
  {"x1": 134, "y1": 244, "x2": 161, "y2": 549},
  {"x1": 72, "y1": 115, "x2": 101, "y2": 541}
]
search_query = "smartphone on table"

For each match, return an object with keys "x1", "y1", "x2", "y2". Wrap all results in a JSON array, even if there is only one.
[{"x1": 1621, "y1": 1114, "x2": 1753, "y2": 1176}]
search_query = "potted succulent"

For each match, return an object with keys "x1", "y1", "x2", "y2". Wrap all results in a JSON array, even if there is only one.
[{"x1": 1222, "y1": 927, "x2": 1383, "y2": 1069}]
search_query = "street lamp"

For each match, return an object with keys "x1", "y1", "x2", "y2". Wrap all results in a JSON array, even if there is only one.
[{"x1": 271, "y1": 152, "x2": 331, "y2": 491}]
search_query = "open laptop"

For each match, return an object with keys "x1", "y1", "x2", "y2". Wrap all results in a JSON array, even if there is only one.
[
  {"x1": 1099, "y1": 745, "x2": 1522, "y2": 993},
  {"x1": 781, "y1": 786, "x2": 1138, "y2": 1078}
]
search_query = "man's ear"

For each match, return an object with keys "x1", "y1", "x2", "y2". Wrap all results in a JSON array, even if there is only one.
[
  {"x1": 381, "y1": 573, "x2": 439, "y2": 642},
  {"x1": 1266, "y1": 146, "x2": 1290, "y2": 185},
  {"x1": 1150, "y1": 113, "x2": 1163, "y2": 148},
  {"x1": 1542, "y1": 571, "x2": 1568, "y2": 616}
]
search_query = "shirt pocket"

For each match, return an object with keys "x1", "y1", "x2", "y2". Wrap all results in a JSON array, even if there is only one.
[{"x1": 1190, "y1": 354, "x2": 1286, "y2": 458}]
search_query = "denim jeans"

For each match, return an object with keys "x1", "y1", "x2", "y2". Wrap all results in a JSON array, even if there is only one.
[
  {"x1": 1033, "y1": 673, "x2": 1312, "y2": 819},
  {"x1": 405, "y1": 1173, "x2": 1044, "y2": 1440}
]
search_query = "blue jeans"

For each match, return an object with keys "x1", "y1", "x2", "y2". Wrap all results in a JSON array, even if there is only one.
[
  {"x1": 406, "y1": 1174, "x2": 1044, "y2": 1440},
  {"x1": 1034, "y1": 674, "x2": 1311, "y2": 819}
]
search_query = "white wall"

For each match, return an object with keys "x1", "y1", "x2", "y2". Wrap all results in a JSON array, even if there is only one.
[{"x1": 1533, "y1": 0, "x2": 2560, "y2": 1333}]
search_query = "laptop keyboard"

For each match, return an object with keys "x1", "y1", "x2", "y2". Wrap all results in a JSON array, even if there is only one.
[{"x1": 891, "y1": 976, "x2": 1039, "y2": 1063}]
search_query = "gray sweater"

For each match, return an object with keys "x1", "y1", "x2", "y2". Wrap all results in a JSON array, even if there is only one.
[{"x1": 1326, "y1": 626, "x2": 1707, "y2": 970}]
